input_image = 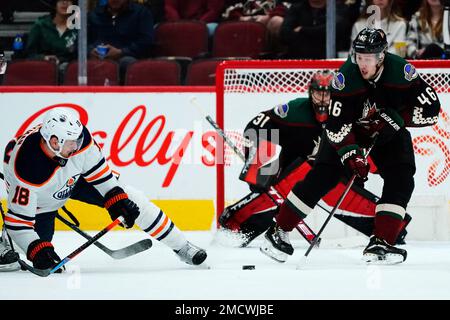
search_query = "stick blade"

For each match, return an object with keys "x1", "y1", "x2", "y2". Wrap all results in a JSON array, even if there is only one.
[
  {"x1": 109, "y1": 239, "x2": 153, "y2": 259},
  {"x1": 19, "y1": 260, "x2": 51, "y2": 277}
]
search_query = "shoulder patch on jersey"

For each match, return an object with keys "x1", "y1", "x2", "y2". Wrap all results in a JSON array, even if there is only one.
[
  {"x1": 332, "y1": 72, "x2": 345, "y2": 91},
  {"x1": 274, "y1": 103, "x2": 289, "y2": 118},
  {"x1": 404, "y1": 64, "x2": 418, "y2": 81}
]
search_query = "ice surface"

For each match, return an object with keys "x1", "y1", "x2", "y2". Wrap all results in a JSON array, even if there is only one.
[{"x1": 2, "y1": 230, "x2": 450, "y2": 300}]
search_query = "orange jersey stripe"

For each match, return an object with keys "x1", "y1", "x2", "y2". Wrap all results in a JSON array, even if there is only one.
[
  {"x1": 85, "y1": 165, "x2": 110, "y2": 182},
  {"x1": 4, "y1": 216, "x2": 34, "y2": 227},
  {"x1": 150, "y1": 215, "x2": 169, "y2": 237}
]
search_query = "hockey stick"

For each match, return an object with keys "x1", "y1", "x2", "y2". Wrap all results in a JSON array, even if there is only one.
[
  {"x1": 57, "y1": 208, "x2": 152, "y2": 260},
  {"x1": 190, "y1": 97, "x2": 318, "y2": 244},
  {"x1": 0, "y1": 173, "x2": 153, "y2": 260},
  {"x1": 19, "y1": 216, "x2": 125, "y2": 277},
  {"x1": 297, "y1": 139, "x2": 377, "y2": 268}
]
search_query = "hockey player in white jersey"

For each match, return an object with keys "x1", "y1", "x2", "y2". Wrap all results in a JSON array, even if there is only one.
[{"x1": 0, "y1": 107, "x2": 207, "y2": 272}]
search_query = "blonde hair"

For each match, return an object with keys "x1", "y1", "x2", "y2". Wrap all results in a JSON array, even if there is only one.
[{"x1": 418, "y1": 0, "x2": 443, "y2": 40}]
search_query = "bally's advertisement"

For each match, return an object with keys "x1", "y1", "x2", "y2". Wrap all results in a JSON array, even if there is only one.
[{"x1": 0, "y1": 88, "x2": 449, "y2": 235}]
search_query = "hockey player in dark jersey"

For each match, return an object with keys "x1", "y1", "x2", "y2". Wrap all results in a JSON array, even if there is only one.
[
  {"x1": 260, "y1": 28, "x2": 441, "y2": 264},
  {"x1": 218, "y1": 70, "x2": 411, "y2": 248},
  {"x1": 0, "y1": 107, "x2": 207, "y2": 273}
]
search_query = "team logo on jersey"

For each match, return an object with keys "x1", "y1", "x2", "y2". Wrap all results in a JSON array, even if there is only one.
[
  {"x1": 274, "y1": 103, "x2": 289, "y2": 118},
  {"x1": 404, "y1": 64, "x2": 418, "y2": 81},
  {"x1": 53, "y1": 175, "x2": 80, "y2": 200},
  {"x1": 360, "y1": 99, "x2": 377, "y2": 121},
  {"x1": 331, "y1": 72, "x2": 345, "y2": 90}
]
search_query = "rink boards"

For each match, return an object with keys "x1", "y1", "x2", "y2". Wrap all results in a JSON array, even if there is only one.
[{"x1": 0, "y1": 86, "x2": 448, "y2": 235}]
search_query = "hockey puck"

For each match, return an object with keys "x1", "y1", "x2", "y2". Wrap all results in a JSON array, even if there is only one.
[{"x1": 242, "y1": 265, "x2": 255, "y2": 270}]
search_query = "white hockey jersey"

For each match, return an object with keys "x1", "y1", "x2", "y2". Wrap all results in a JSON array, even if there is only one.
[{"x1": 3, "y1": 124, "x2": 120, "y2": 252}]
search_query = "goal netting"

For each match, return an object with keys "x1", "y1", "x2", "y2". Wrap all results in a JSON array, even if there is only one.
[{"x1": 215, "y1": 59, "x2": 450, "y2": 241}]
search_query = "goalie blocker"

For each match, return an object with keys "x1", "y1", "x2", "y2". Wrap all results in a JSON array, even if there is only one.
[{"x1": 220, "y1": 156, "x2": 411, "y2": 246}]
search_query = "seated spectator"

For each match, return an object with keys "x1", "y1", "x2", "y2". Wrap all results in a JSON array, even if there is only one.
[
  {"x1": 88, "y1": 0, "x2": 154, "y2": 81},
  {"x1": 279, "y1": 0, "x2": 350, "y2": 59},
  {"x1": 406, "y1": 0, "x2": 445, "y2": 59},
  {"x1": 222, "y1": 0, "x2": 291, "y2": 52},
  {"x1": 351, "y1": 0, "x2": 407, "y2": 55},
  {"x1": 26, "y1": 0, "x2": 78, "y2": 81},
  {"x1": 165, "y1": 0, "x2": 224, "y2": 36}
]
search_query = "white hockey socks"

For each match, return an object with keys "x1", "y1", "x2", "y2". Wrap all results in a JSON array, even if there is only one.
[{"x1": 124, "y1": 185, "x2": 187, "y2": 251}]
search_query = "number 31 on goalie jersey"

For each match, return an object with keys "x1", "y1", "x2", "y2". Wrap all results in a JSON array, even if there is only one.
[{"x1": 252, "y1": 113, "x2": 271, "y2": 127}]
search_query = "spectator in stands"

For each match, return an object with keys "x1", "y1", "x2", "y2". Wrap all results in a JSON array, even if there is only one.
[
  {"x1": 88, "y1": 0, "x2": 154, "y2": 81},
  {"x1": 165, "y1": 0, "x2": 224, "y2": 36},
  {"x1": 26, "y1": 0, "x2": 79, "y2": 81},
  {"x1": 351, "y1": 0, "x2": 407, "y2": 55},
  {"x1": 406, "y1": 0, "x2": 445, "y2": 59},
  {"x1": 279, "y1": 0, "x2": 350, "y2": 59},
  {"x1": 221, "y1": 0, "x2": 291, "y2": 53}
]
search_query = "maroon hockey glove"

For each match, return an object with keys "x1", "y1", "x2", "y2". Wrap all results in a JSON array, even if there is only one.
[
  {"x1": 104, "y1": 186, "x2": 140, "y2": 228},
  {"x1": 339, "y1": 145, "x2": 370, "y2": 181},
  {"x1": 359, "y1": 108, "x2": 404, "y2": 145},
  {"x1": 27, "y1": 239, "x2": 64, "y2": 272}
]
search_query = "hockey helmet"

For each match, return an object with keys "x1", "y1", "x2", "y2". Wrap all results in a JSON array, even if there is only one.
[
  {"x1": 309, "y1": 70, "x2": 333, "y2": 123},
  {"x1": 40, "y1": 108, "x2": 84, "y2": 159},
  {"x1": 351, "y1": 28, "x2": 388, "y2": 64}
]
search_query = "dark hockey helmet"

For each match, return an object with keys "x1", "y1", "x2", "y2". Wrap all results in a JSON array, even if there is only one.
[
  {"x1": 351, "y1": 28, "x2": 388, "y2": 64},
  {"x1": 309, "y1": 70, "x2": 333, "y2": 123}
]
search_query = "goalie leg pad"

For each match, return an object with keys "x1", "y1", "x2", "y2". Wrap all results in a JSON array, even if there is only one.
[{"x1": 240, "y1": 140, "x2": 282, "y2": 190}]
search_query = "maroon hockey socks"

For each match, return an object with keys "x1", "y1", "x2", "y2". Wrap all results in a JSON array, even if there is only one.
[
  {"x1": 276, "y1": 201, "x2": 307, "y2": 232},
  {"x1": 373, "y1": 214, "x2": 404, "y2": 245}
]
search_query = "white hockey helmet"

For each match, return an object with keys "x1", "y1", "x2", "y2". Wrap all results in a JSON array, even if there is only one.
[{"x1": 40, "y1": 108, "x2": 84, "y2": 159}]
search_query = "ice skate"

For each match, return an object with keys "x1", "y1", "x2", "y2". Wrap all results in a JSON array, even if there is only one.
[
  {"x1": 363, "y1": 236, "x2": 407, "y2": 265},
  {"x1": 0, "y1": 237, "x2": 20, "y2": 272},
  {"x1": 174, "y1": 241, "x2": 207, "y2": 265},
  {"x1": 260, "y1": 225, "x2": 294, "y2": 263}
]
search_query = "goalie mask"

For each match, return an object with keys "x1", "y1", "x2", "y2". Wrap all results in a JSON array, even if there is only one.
[
  {"x1": 40, "y1": 108, "x2": 84, "y2": 162},
  {"x1": 309, "y1": 70, "x2": 333, "y2": 123}
]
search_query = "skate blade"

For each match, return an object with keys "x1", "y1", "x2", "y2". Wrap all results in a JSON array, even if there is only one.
[
  {"x1": 259, "y1": 242, "x2": 288, "y2": 263},
  {"x1": 363, "y1": 253, "x2": 405, "y2": 265}
]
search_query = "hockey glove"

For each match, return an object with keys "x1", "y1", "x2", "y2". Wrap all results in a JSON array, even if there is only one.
[
  {"x1": 27, "y1": 239, "x2": 64, "y2": 272},
  {"x1": 360, "y1": 108, "x2": 404, "y2": 145},
  {"x1": 339, "y1": 145, "x2": 370, "y2": 181},
  {"x1": 104, "y1": 186, "x2": 140, "y2": 228}
]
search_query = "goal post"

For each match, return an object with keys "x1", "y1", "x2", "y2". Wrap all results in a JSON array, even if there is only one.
[{"x1": 215, "y1": 59, "x2": 450, "y2": 240}]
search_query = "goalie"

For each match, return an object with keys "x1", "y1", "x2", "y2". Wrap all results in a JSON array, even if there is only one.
[{"x1": 218, "y1": 70, "x2": 411, "y2": 247}]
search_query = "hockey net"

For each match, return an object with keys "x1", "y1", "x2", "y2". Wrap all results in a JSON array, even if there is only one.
[{"x1": 215, "y1": 59, "x2": 450, "y2": 241}]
